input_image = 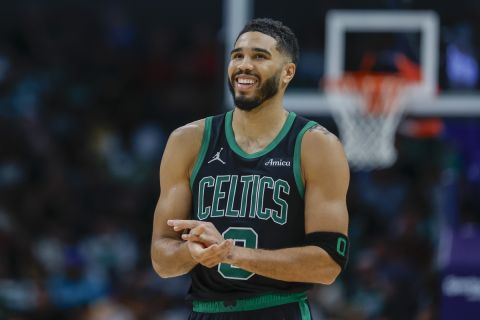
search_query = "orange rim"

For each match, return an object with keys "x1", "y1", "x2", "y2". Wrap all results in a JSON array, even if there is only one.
[{"x1": 324, "y1": 72, "x2": 412, "y2": 114}]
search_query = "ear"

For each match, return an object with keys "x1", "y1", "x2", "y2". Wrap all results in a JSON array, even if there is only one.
[{"x1": 282, "y1": 62, "x2": 296, "y2": 85}]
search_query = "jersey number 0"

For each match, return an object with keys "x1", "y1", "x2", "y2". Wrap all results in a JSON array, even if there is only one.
[{"x1": 218, "y1": 227, "x2": 258, "y2": 280}]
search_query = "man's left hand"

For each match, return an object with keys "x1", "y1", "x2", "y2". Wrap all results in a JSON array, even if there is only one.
[{"x1": 186, "y1": 239, "x2": 234, "y2": 268}]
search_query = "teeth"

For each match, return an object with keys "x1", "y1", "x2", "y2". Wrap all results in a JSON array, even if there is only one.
[{"x1": 238, "y1": 78, "x2": 255, "y2": 85}]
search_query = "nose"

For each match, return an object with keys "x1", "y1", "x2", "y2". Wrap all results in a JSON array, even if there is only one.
[{"x1": 237, "y1": 56, "x2": 254, "y2": 73}]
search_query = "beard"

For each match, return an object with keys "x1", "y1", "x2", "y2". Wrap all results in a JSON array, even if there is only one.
[{"x1": 228, "y1": 71, "x2": 281, "y2": 111}]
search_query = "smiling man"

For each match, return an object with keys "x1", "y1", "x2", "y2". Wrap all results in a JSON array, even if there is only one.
[{"x1": 151, "y1": 18, "x2": 350, "y2": 320}]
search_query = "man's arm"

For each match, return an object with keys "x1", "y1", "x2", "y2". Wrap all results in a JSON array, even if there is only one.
[
  {"x1": 150, "y1": 120, "x2": 204, "y2": 278},
  {"x1": 222, "y1": 125, "x2": 349, "y2": 284}
]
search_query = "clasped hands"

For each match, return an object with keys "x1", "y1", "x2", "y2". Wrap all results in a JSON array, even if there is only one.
[{"x1": 167, "y1": 220, "x2": 233, "y2": 268}]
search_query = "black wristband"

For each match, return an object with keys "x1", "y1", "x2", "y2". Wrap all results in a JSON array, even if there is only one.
[{"x1": 304, "y1": 232, "x2": 349, "y2": 271}]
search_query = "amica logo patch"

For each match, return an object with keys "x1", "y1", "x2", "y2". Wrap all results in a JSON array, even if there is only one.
[{"x1": 265, "y1": 158, "x2": 291, "y2": 167}]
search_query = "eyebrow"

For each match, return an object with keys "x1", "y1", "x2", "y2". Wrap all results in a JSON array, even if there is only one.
[{"x1": 230, "y1": 47, "x2": 272, "y2": 57}]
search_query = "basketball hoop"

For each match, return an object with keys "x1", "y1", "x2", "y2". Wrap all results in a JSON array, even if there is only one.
[{"x1": 324, "y1": 72, "x2": 415, "y2": 171}]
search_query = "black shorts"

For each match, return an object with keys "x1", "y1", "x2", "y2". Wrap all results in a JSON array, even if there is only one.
[{"x1": 188, "y1": 292, "x2": 312, "y2": 320}]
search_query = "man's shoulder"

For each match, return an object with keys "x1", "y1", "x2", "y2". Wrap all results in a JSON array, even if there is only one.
[
  {"x1": 302, "y1": 123, "x2": 340, "y2": 149},
  {"x1": 163, "y1": 118, "x2": 207, "y2": 159},
  {"x1": 169, "y1": 112, "x2": 226, "y2": 140},
  {"x1": 169, "y1": 118, "x2": 208, "y2": 143},
  {"x1": 300, "y1": 123, "x2": 349, "y2": 180}
]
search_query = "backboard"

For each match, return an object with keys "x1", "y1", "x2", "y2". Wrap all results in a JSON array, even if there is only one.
[{"x1": 223, "y1": 0, "x2": 480, "y2": 116}]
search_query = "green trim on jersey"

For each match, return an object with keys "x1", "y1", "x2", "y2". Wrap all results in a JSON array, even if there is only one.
[
  {"x1": 293, "y1": 121, "x2": 317, "y2": 198},
  {"x1": 190, "y1": 117, "x2": 213, "y2": 190},
  {"x1": 192, "y1": 292, "x2": 307, "y2": 313},
  {"x1": 299, "y1": 300, "x2": 312, "y2": 320},
  {"x1": 225, "y1": 111, "x2": 296, "y2": 159}
]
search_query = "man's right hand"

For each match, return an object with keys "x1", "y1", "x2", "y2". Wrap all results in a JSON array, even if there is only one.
[
  {"x1": 168, "y1": 220, "x2": 234, "y2": 268},
  {"x1": 168, "y1": 220, "x2": 224, "y2": 247}
]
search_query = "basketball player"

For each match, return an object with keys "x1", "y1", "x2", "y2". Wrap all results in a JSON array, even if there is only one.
[{"x1": 151, "y1": 18, "x2": 349, "y2": 320}]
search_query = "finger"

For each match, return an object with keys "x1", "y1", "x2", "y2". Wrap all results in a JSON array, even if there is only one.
[
  {"x1": 200, "y1": 243, "x2": 233, "y2": 267},
  {"x1": 167, "y1": 220, "x2": 200, "y2": 231},
  {"x1": 194, "y1": 224, "x2": 206, "y2": 234},
  {"x1": 183, "y1": 225, "x2": 206, "y2": 239},
  {"x1": 187, "y1": 241, "x2": 203, "y2": 252},
  {"x1": 191, "y1": 243, "x2": 221, "y2": 262},
  {"x1": 182, "y1": 233, "x2": 203, "y2": 242},
  {"x1": 192, "y1": 224, "x2": 224, "y2": 243},
  {"x1": 186, "y1": 224, "x2": 206, "y2": 235},
  {"x1": 187, "y1": 242, "x2": 208, "y2": 261},
  {"x1": 217, "y1": 239, "x2": 233, "y2": 250},
  {"x1": 182, "y1": 233, "x2": 205, "y2": 242},
  {"x1": 201, "y1": 243, "x2": 220, "y2": 254},
  {"x1": 200, "y1": 240, "x2": 232, "y2": 260},
  {"x1": 182, "y1": 232, "x2": 219, "y2": 246},
  {"x1": 184, "y1": 225, "x2": 218, "y2": 242}
]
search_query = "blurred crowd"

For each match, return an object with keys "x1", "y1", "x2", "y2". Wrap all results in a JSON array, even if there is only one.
[
  {"x1": 0, "y1": 2, "x2": 221, "y2": 319},
  {"x1": 0, "y1": 1, "x2": 479, "y2": 320}
]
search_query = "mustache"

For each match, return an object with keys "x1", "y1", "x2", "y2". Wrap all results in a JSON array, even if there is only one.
[{"x1": 231, "y1": 70, "x2": 260, "y2": 81}]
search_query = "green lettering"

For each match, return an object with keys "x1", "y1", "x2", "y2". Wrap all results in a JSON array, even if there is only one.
[
  {"x1": 256, "y1": 176, "x2": 275, "y2": 220},
  {"x1": 197, "y1": 176, "x2": 214, "y2": 220},
  {"x1": 211, "y1": 175, "x2": 230, "y2": 217},
  {"x1": 272, "y1": 179, "x2": 290, "y2": 225},
  {"x1": 225, "y1": 175, "x2": 239, "y2": 217},
  {"x1": 239, "y1": 175, "x2": 253, "y2": 217},
  {"x1": 248, "y1": 175, "x2": 260, "y2": 218}
]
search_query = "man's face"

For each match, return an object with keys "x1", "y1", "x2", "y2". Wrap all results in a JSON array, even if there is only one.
[{"x1": 228, "y1": 32, "x2": 286, "y2": 111}]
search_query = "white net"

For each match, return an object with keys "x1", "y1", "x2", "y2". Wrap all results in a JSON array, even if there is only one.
[{"x1": 325, "y1": 74, "x2": 412, "y2": 171}]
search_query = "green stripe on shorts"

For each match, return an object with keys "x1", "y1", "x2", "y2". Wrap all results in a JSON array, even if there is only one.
[{"x1": 192, "y1": 292, "x2": 307, "y2": 313}]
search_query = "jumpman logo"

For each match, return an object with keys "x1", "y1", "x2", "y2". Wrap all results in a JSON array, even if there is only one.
[{"x1": 208, "y1": 148, "x2": 226, "y2": 164}]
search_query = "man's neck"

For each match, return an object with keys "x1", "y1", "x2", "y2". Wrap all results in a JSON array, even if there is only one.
[{"x1": 231, "y1": 97, "x2": 288, "y2": 153}]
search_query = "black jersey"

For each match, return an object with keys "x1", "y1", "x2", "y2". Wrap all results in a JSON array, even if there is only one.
[{"x1": 188, "y1": 110, "x2": 317, "y2": 301}]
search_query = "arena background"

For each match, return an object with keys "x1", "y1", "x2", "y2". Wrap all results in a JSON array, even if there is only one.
[{"x1": 0, "y1": 0, "x2": 479, "y2": 319}]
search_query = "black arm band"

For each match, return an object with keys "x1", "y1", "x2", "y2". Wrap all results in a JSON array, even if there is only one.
[{"x1": 304, "y1": 232, "x2": 349, "y2": 271}]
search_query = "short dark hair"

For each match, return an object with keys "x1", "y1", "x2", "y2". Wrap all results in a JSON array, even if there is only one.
[{"x1": 235, "y1": 18, "x2": 299, "y2": 64}]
